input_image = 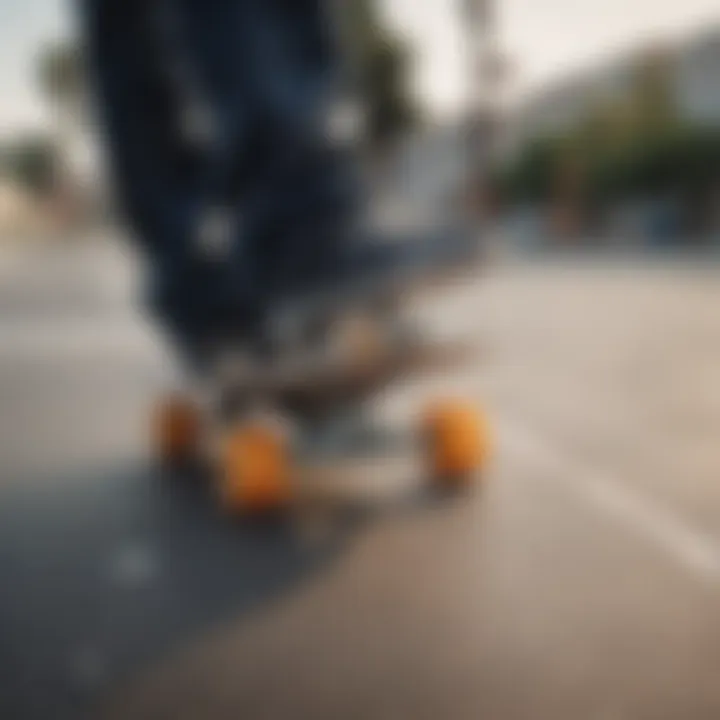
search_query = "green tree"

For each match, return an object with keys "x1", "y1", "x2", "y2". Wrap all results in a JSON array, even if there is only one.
[
  {"x1": 498, "y1": 43, "x2": 690, "y2": 209},
  {"x1": 0, "y1": 136, "x2": 56, "y2": 196},
  {"x1": 35, "y1": 40, "x2": 87, "y2": 208},
  {"x1": 36, "y1": 41, "x2": 85, "y2": 113},
  {"x1": 345, "y1": 0, "x2": 418, "y2": 150},
  {"x1": 629, "y1": 45, "x2": 678, "y2": 139}
]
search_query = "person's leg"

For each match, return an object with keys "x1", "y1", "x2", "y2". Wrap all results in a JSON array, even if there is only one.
[
  {"x1": 167, "y1": 0, "x2": 364, "y2": 314},
  {"x1": 81, "y1": 0, "x2": 263, "y2": 366},
  {"x1": 219, "y1": 0, "x2": 362, "y2": 301},
  {"x1": 83, "y1": 0, "x2": 368, "y2": 364},
  {"x1": 81, "y1": 0, "x2": 201, "y2": 256}
]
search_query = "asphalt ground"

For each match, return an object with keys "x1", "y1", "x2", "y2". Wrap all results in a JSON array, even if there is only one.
[{"x1": 1, "y1": 248, "x2": 719, "y2": 719}]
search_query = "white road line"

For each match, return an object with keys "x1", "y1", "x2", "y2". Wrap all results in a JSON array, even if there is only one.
[{"x1": 498, "y1": 417, "x2": 720, "y2": 584}]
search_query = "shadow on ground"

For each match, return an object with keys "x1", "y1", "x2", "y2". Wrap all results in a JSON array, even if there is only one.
[{"x1": 0, "y1": 462, "x2": 457, "y2": 720}]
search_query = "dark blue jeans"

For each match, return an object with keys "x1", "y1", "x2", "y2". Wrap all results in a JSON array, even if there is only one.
[{"x1": 81, "y1": 0, "x2": 359, "y2": 359}]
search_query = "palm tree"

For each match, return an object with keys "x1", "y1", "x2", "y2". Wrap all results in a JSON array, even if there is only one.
[
  {"x1": 36, "y1": 40, "x2": 89, "y2": 224},
  {"x1": 37, "y1": 41, "x2": 84, "y2": 110},
  {"x1": 343, "y1": 0, "x2": 418, "y2": 153}
]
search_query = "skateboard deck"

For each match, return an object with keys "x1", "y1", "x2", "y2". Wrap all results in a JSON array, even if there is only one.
[
  {"x1": 154, "y1": 229, "x2": 491, "y2": 515},
  {"x1": 213, "y1": 334, "x2": 476, "y2": 404}
]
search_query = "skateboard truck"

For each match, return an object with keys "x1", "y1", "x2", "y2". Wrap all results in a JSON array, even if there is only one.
[{"x1": 153, "y1": 360, "x2": 491, "y2": 515}]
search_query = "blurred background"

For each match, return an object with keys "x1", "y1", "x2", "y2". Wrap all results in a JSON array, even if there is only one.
[{"x1": 2, "y1": 1, "x2": 720, "y2": 719}]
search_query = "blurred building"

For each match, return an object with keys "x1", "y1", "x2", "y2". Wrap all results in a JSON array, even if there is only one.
[
  {"x1": 675, "y1": 29, "x2": 720, "y2": 125},
  {"x1": 509, "y1": 27, "x2": 720, "y2": 152},
  {"x1": 497, "y1": 26, "x2": 720, "y2": 248}
]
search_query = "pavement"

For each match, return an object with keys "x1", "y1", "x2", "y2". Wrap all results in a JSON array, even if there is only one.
[{"x1": 1, "y1": 242, "x2": 720, "y2": 719}]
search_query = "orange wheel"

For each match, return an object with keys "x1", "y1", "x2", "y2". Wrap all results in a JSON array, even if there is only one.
[
  {"x1": 219, "y1": 424, "x2": 291, "y2": 514},
  {"x1": 422, "y1": 400, "x2": 490, "y2": 486},
  {"x1": 154, "y1": 394, "x2": 202, "y2": 466}
]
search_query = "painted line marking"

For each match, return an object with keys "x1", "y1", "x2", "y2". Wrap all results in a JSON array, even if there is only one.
[{"x1": 498, "y1": 417, "x2": 720, "y2": 583}]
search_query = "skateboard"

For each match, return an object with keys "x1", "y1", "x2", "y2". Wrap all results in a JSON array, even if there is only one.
[{"x1": 152, "y1": 232, "x2": 492, "y2": 514}]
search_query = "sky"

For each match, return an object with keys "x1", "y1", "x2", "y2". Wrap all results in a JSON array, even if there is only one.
[
  {"x1": 1, "y1": 0, "x2": 719, "y2": 134},
  {"x1": 383, "y1": 0, "x2": 720, "y2": 116},
  {"x1": 0, "y1": 0, "x2": 69, "y2": 134}
]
